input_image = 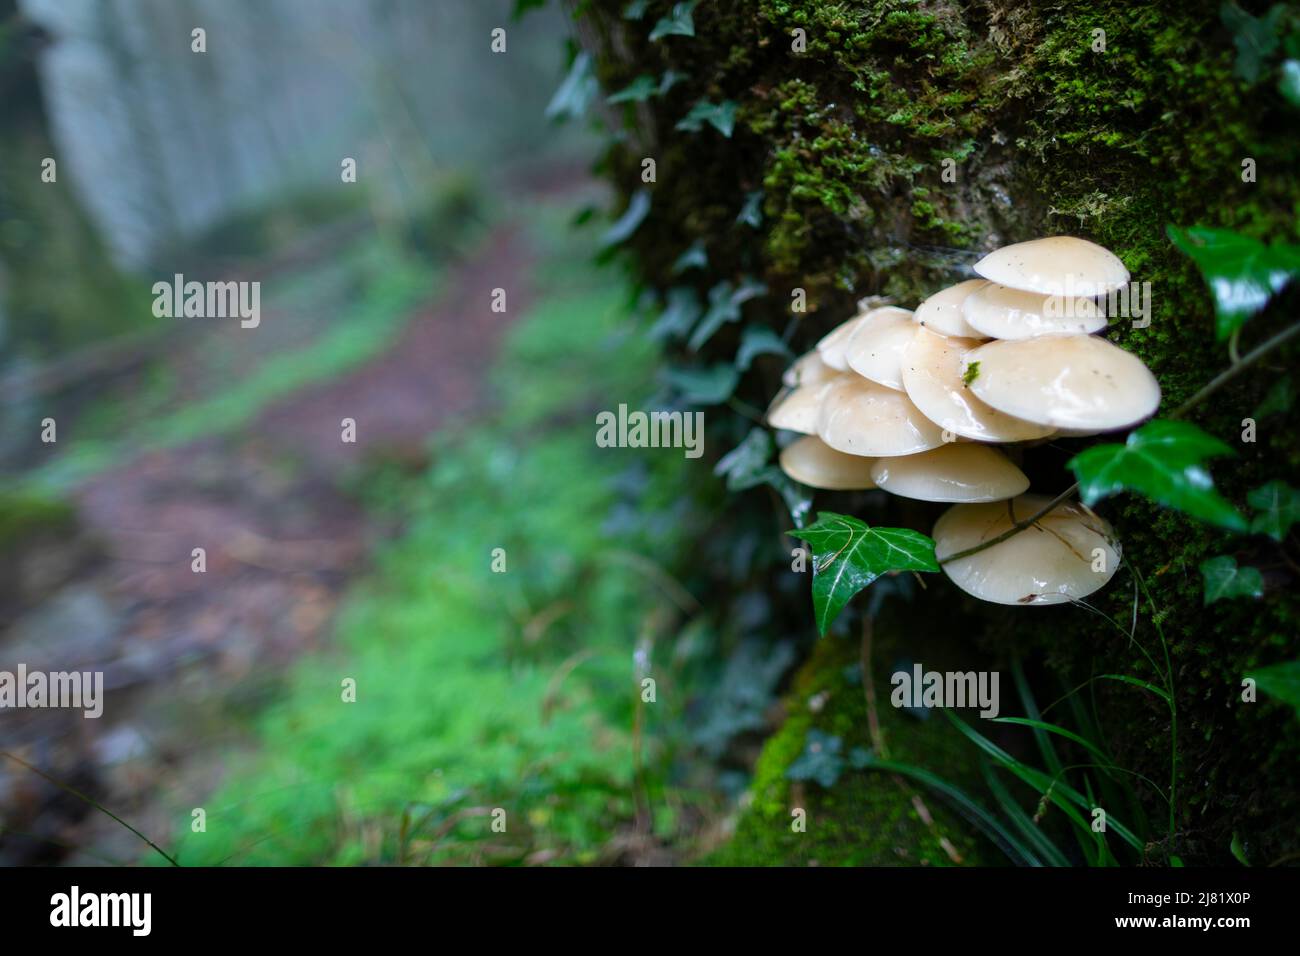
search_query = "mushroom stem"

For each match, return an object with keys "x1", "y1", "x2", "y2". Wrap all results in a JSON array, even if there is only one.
[{"x1": 937, "y1": 317, "x2": 1300, "y2": 566}]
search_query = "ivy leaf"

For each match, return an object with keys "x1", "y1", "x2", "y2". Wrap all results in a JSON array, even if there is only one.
[
  {"x1": 610, "y1": 70, "x2": 684, "y2": 103},
  {"x1": 736, "y1": 326, "x2": 792, "y2": 371},
  {"x1": 664, "y1": 363, "x2": 738, "y2": 405},
  {"x1": 1220, "y1": 2, "x2": 1285, "y2": 83},
  {"x1": 713, "y1": 430, "x2": 810, "y2": 523},
  {"x1": 1200, "y1": 555, "x2": 1264, "y2": 605},
  {"x1": 670, "y1": 240, "x2": 708, "y2": 274},
  {"x1": 714, "y1": 429, "x2": 772, "y2": 491},
  {"x1": 658, "y1": 69, "x2": 686, "y2": 95},
  {"x1": 1166, "y1": 225, "x2": 1300, "y2": 340},
  {"x1": 736, "y1": 190, "x2": 764, "y2": 228},
  {"x1": 622, "y1": 0, "x2": 650, "y2": 19},
  {"x1": 1254, "y1": 374, "x2": 1293, "y2": 418},
  {"x1": 1247, "y1": 480, "x2": 1300, "y2": 541},
  {"x1": 767, "y1": 468, "x2": 813, "y2": 528},
  {"x1": 1068, "y1": 420, "x2": 1249, "y2": 532},
  {"x1": 1249, "y1": 660, "x2": 1300, "y2": 715},
  {"x1": 689, "y1": 282, "x2": 741, "y2": 351},
  {"x1": 649, "y1": 1, "x2": 697, "y2": 41},
  {"x1": 731, "y1": 275, "x2": 768, "y2": 305},
  {"x1": 789, "y1": 512, "x2": 939, "y2": 635},
  {"x1": 648, "y1": 287, "x2": 702, "y2": 342},
  {"x1": 1230, "y1": 832, "x2": 1251, "y2": 866},
  {"x1": 599, "y1": 189, "x2": 651, "y2": 248},
  {"x1": 607, "y1": 74, "x2": 659, "y2": 104},
  {"x1": 545, "y1": 52, "x2": 598, "y2": 122},
  {"x1": 1281, "y1": 60, "x2": 1300, "y2": 107},
  {"x1": 688, "y1": 278, "x2": 767, "y2": 351},
  {"x1": 786, "y1": 730, "x2": 847, "y2": 787},
  {"x1": 676, "y1": 99, "x2": 737, "y2": 137}
]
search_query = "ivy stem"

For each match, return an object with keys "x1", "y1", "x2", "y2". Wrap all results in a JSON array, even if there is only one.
[
  {"x1": 937, "y1": 485, "x2": 1078, "y2": 565},
  {"x1": 727, "y1": 396, "x2": 765, "y2": 424},
  {"x1": 1170, "y1": 318, "x2": 1300, "y2": 419},
  {"x1": 938, "y1": 317, "x2": 1300, "y2": 566}
]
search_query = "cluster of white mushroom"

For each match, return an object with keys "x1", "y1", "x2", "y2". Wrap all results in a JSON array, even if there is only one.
[{"x1": 768, "y1": 237, "x2": 1159, "y2": 606}]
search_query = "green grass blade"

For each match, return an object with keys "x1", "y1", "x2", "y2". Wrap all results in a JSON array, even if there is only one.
[
  {"x1": 1011, "y1": 659, "x2": 1063, "y2": 779},
  {"x1": 992, "y1": 717, "x2": 1114, "y2": 767},
  {"x1": 1097, "y1": 673, "x2": 1172, "y2": 704},
  {"x1": 1084, "y1": 775, "x2": 1115, "y2": 867},
  {"x1": 943, "y1": 713, "x2": 1144, "y2": 852},
  {"x1": 858, "y1": 758, "x2": 1042, "y2": 867},
  {"x1": 981, "y1": 762, "x2": 1071, "y2": 867}
]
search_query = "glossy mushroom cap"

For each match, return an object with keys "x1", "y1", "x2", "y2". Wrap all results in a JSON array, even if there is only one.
[
  {"x1": 870, "y1": 443, "x2": 1029, "y2": 503},
  {"x1": 963, "y1": 283, "x2": 1107, "y2": 339},
  {"x1": 933, "y1": 495, "x2": 1121, "y2": 605},
  {"x1": 913, "y1": 279, "x2": 991, "y2": 339},
  {"x1": 844, "y1": 307, "x2": 915, "y2": 390},
  {"x1": 779, "y1": 435, "x2": 878, "y2": 489},
  {"x1": 816, "y1": 376, "x2": 947, "y2": 457},
  {"x1": 766, "y1": 378, "x2": 837, "y2": 435},
  {"x1": 973, "y1": 236, "x2": 1130, "y2": 298},
  {"x1": 783, "y1": 351, "x2": 837, "y2": 388},
  {"x1": 900, "y1": 327, "x2": 1055, "y2": 442},
  {"x1": 962, "y1": 334, "x2": 1160, "y2": 431},
  {"x1": 816, "y1": 314, "x2": 872, "y2": 371}
]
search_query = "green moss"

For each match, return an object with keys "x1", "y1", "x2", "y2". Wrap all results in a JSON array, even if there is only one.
[
  {"x1": 708, "y1": 603, "x2": 999, "y2": 866},
  {"x1": 0, "y1": 490, "x2": 75, "y2": 548}
]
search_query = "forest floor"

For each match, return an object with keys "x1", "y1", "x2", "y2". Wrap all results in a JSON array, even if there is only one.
[{"x1": 0, "y1": 176, "x2": 580, "y2": 865}]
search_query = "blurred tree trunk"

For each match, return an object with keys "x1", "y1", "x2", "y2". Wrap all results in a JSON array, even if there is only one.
[{"x1": 0, "y1": 0, "x2": 139, "y2": 357}]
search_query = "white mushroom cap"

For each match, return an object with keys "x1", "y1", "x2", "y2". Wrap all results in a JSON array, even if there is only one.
[
  {"x1": 766, "y1": 378, "x2": 837, "y2": 434},
  {"x1": 843, "y1": 306, "x2": 915, "y2": 390},
  {"x1": 778, "y1": 435, "x2": 878, "y2": 489},
  {"x1": 900, "y1": 327, "x2": 1056, "y2": 442},
  {"x1": 783, "y1": 350, "x2": 837, "y2": 388},
  {"x1": 973, "y1": 236, "x2": 1129, "y2": 297},
  {"x1": 913, "y1": 279, "x2": 992, "y2": 339},
  {"x1": 933, "y1": 495, "x2": 1121, "y2": 605},
  {"x1": 869, "y1": 443, "x2": 1028, "y2": 503},
  {"x1": 816, "y1": 314, "x2": 872, "y2": 371},
  {"x1": 962, "y1": 334, "x2": 1160, "y2": 431},
  {"x1": 963, "y1": 283, "x2": 1107, "y2": 339},
  {"x1": 816, "y1": 376, "x2": 946, "y2": 457}
]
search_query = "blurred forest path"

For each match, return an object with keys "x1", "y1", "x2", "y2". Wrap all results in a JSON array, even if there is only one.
[{"x1": 1, "y1": 173, "x2": 587, "y2": 865}]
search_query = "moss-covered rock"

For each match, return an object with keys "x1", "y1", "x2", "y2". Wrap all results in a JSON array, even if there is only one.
[
  {"x1": 587, "y1": 0, "x2": 1300, "y2": 865},
  {"x1": 707, "y1": 601, "x2": 1000, "y2": 865}
]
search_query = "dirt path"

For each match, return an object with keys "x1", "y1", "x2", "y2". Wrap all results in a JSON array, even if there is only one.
[{"x1": 0, "y1": 221, "x2": 537, "y2": 865}]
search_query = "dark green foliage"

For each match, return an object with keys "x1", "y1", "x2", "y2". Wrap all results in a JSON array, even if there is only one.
[
  {"x1": 789, "y1": 513, "x2": 938, "y2": 634},
  {"x1": 786, "y1": 729, "x2": 871, "y2": 787},
  {"x1": 1201, "y1": 555, "x2": 1265, "y2": 604},
  {"x1": 1167, "y1": 225, "x2": 1300, "y2": 340},
  {"x1": 1250, "y1": 660, "x2": 1300, "y2": 714},
  {"x1": 1069, "y1": 420, "x2": 1248, "y2": 532},
  {"x1": 1248, "y1": 480, "x2": 1300, "y2": 540}
]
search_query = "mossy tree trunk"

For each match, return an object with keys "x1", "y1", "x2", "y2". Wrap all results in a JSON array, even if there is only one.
[{"x1": 584, "y1": 0, "x2": 1300, "y2": 864}]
